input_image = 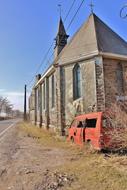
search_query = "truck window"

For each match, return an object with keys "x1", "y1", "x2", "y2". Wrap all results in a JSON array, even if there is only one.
[
  {"x1": 86, "y1": 118, "x2": 97, "y2": 128},
  {"x1": 77, "y1": 121, "x2": 83, "y2": 128}
]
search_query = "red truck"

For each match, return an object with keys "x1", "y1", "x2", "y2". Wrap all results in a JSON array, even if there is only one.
[{"x1": 67, "y1": 112, "x2": 124, "y2": 150}]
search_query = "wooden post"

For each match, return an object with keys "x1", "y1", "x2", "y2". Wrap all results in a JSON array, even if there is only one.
[{"x1": 24, "y1": 84, "x2": 27, "y2": 121}]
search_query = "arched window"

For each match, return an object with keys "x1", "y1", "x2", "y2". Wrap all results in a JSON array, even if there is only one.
[
  {"x1": 52, "y1": 75, "x2": 55, "y2": 108},
  {"x1": 116, "y1": 63, "x2": 124, "y2": 95},
  {"x1": 73, "y1": 64, "x2": 81, "y2": 100}
]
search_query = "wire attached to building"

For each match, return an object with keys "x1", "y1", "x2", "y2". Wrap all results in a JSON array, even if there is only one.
[
  {"x1": 64, "y1": 0, "x2": 77, "y2": 22},
  {"x1": 27, "y1": 0, "x2": 85, "y2": 89},
  {"x1": 44, "y1": 0, "x2": 85, "y2": 71}
]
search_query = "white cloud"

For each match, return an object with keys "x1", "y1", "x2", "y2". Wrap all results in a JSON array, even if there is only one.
[
  {"x1": 0, "y1": 89, "x2": 6, "y2": 92},
  {"x1": 4, "y1": 92, "x2": 24, "y2": 97}
]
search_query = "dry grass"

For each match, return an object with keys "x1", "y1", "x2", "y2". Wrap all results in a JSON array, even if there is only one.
[
  {"x1": 19, "y1": 122, "x2": 127, "y2": 190},
  {"x1": 60, "y1": 154, "x2": 127, "y2": 190},
  {"x1": 19, "y1": 122, "x2": 75, "y2": 150}
]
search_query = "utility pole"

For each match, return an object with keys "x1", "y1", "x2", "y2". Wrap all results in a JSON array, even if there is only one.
[{"x1": 24, "y1": 84, "x2": 27, "y2": 121}]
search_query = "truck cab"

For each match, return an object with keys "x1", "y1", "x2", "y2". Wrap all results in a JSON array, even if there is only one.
[{"x1": 67, "y1": 112, "x2": 123, "y2": 150}]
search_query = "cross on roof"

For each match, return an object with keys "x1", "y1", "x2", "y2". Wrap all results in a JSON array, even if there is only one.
[
  {"x1": 89, "y1": 1, "x2": 94, "y2": 13},
  {"x1": 58, "y1": 4, "x2": 62, "y2": 17}
]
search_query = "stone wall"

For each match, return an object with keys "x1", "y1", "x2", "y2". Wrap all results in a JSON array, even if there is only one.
[
  {"x1": 48, "y1": 72, "x2": 58, "y2": 128},
  {"x1": 63, "y1": 58, "x2": 97, "y2": 127},
  {"x1": 103, "y1": 58, "x2": 127, "y2": 109},
  {"x1": 29, "y1": 89, "x2": 35, "y2": 124},
  {"x1": 29, "y1": 56, "x2": 127, "y2": 132},
  {"x1": 82, "y1": 59, "x2": 97, "y2": 113},
  {"x1": 29, "y1": 110, "x2": 35, "y2": 124},
  {"x1": 95, "y1": 56, "x2": 105, "y2": 111},
  {"x1": 34, "y1": 71, "x2": 58, "y2": 129}
]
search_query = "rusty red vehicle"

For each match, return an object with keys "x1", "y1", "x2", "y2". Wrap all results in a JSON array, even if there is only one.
[{"x1": 67, "y1": 112, "x2": 124, "y2": 150}]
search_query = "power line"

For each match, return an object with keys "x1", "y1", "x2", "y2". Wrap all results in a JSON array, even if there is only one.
[
  {"x1": 66, "y1": 0, "x2": 85, "y2": 31},
  {"x1": 43, "y1": 0, "x2": 85, "y2": 72},
  {"x1": 27, "y1": 0, "x2": 77, "y2": 88},
  {"x1": 27, "y1": 0, "x2": 85, "y2": 88},
  {"x1": 45, "y1": 0, "x2": 85, "y2": 69},
  {"x1": 27, "y1": 41, "x2": 54, "y2": 86},
  {"x1": 64, "y1": 0, "x2": 77, "y2": 22}
]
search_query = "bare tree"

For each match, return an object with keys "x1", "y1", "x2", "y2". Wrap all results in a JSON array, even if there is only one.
[{"x1": 0, "y1": 96, "x2": 13, "y2": 117}]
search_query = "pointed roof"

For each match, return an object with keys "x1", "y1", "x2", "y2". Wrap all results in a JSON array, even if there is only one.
[
  {"x1": 94, "y1": 14, "x2": 127, "y2": 55},
  {"x1": 58, "y1": 14, "x2": 127, "y2": 64},
  {"x1": 57, "y1": 17, "x2": 67, "y2": 36}
]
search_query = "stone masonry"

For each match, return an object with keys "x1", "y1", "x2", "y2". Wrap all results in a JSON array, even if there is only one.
[{"x1": 29, "y1": 13, "x2": 127, "y2": 134}]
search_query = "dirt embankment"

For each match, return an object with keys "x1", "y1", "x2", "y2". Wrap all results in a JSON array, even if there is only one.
[{"x1": 0, "y1": 123, "x2": 127, "y2": 190}]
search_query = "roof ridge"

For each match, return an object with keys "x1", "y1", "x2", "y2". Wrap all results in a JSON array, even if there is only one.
[
  {"x1": 54, "y1": 14, "x2": 97, "y2": 63},
  {"x1": 92, "y1": 14, "x2": 100, "y2": 52},
  {"x1": 98, "y1": 15, "x2": 127, "y2": 43}
]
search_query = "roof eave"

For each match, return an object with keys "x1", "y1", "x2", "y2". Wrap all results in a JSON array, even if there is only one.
[
  {"x1": 99, "y1": 52, "x2": 127, "y2": 61},
  {"x1": 34, "y1": 65, "x2": 55, "y2": 88},
  {"x1": 57, "y1": 51, "x2": 99, "y2": 66}
]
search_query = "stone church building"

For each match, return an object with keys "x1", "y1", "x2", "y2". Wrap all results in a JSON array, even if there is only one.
[{"x1": 29, "y1": 13, "x2": 127, "y2": 134}]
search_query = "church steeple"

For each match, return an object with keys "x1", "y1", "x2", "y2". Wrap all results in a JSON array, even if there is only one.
[{"x1": 54, "y1": 17, "x2": 69, "y2": 58}]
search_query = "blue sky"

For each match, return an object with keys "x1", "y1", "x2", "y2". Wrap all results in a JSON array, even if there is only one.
[{"x1": 0, "y1": 0, "x2": 127, "y2": 110}]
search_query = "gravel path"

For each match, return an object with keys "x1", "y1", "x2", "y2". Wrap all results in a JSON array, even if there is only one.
[{"x1": 0, "y1": 125, "x2": 73, "y2": 190}]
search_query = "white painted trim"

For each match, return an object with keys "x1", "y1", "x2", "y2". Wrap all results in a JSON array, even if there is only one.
[
  {"x1": 58, "y1": 51, "x2": 99, "y2": 66},
  {"x1": 34, "y1": 52, "x2": 127, "y2": 88},
  {"x1": 35, "y1": 65, "x2": 55, "y2": 88},
  {"x1": 34, "y1": 51, "x2": 99, "y2": 88}
]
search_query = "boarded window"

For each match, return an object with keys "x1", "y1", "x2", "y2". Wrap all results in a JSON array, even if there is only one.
[{"x1": 73, "y1": 64, "x2": 81, "y2": 100}]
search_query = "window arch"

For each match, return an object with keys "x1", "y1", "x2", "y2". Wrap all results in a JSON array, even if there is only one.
[
  {"x1": 116, "y1": 63, "x2": 124, "y2": 95},
  {"x1": 73, "y1": 64, "x2": 81, "y2": 100}
]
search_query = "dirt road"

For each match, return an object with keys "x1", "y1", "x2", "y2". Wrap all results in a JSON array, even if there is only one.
[
  {"x1": 0, "y1": 119, "x2": 19, "y2": 137},
  {"x1": 0, "y1": 123, "x2": 73, "y2": 190},
  {"x1": 1, "y1": 122, "x2": 127, "y2": 190}
]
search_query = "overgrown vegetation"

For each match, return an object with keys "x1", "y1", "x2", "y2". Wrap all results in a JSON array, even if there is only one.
[
  {"x1": 103, "y1": 103, "x2": 127, "y2": 151},
  {"x1": 19, "y1": 122, "x2": 71, "y2": 149},
  {"x1": 19, "y1": 122, "x2": 127, "y2": 190}
]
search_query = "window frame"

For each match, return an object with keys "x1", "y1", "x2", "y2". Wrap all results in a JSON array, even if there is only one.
[{"x1": 73, "y1": 64, "x2": 81, "y2": 100}]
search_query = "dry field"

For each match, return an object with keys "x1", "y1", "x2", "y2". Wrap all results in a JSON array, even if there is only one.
[{"x1": 0, "y1": 122, "x2": 127, "y2": 190}]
